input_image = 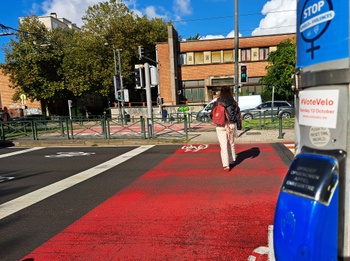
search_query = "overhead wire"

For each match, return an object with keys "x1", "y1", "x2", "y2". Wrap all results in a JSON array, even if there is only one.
[{"x1": 173, "y1": 9, "x2": 296, "y2": 38}]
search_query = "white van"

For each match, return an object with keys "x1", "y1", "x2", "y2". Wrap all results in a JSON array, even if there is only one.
[
  {"x1": 237, "y1": 95, "x2": 262, "y2": 110},
  {"x1": 196, "y1": 95, "x2": 262, "y2": 122}
]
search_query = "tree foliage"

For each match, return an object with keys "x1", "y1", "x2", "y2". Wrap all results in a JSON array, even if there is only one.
[
  {"x1": 76, "y1": 0, "x2": 170, "y2": 100},
  {"x1": 260, "y1": 38, "x2": 296, "y2": 101},
  {"x1": 186, "y1": 33, "x2": 201, "y2": 41},
  {"x1": 2, "y1": 16, "x2": 69, "y2": 103},
  {"x1": 1, "y1": 0, "x2": 170, "y2": 114}
]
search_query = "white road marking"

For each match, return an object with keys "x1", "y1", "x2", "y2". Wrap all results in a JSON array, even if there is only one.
[
  {"x1": 181, "y1": 144, "x2": 209, "y2": 152},
  {"x1": 0, "y1": 147, "x2": 45, "y2": 158},
  {"x1": 247, "y1": 225, "x2": 275, "y2": 261},
  {"x1": 284, "y1": 143, "x2": 295, "y2": 154},
  {"x1": 45, "y1": 152, "x2": 96, "y2": 158},
  {"x1": 0, "y1": 145, "x2": 154, "y2": 220}
]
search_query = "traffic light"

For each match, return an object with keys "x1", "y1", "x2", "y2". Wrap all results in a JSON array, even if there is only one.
[
  {"x1": 134, "y1": 65, "x2": 145, "y2": 88},
  {"x1": 138, "y1": 45, "x2": 144, "y2": 60},
  {"x1": 157, "y1": 96, "x2": 163, "y2": 105},
  {"x1": 113, "y1": 75, "x2": 121, "y2": 91},
  {"x1": 135, "y1": 68, "x2": 141, "y2": 86},
  {"x1": 116, "y1": 90, "x2": 123, "y2": 101},
  {"x1": 240, "y1": 64, "x2": 247, "y2": 83}
]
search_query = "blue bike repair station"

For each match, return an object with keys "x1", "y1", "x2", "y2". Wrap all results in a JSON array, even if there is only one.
[{"x1": 273, "y1": 0, "x2": 350, "y2": 260}]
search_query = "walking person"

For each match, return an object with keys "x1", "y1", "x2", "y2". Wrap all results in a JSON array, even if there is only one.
[{"x1": 210, "y1": 86, "x2": 241, "y2": 172}]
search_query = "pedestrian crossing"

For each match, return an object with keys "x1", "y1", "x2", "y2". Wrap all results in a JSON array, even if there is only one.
[{"x1": 283, "y1": 142, "x2": 295, "y2": 154}]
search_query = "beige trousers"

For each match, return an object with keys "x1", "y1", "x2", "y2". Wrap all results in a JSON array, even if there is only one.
[{"x1": 216, "y1": 125, "x2": 236, "y2": 167}]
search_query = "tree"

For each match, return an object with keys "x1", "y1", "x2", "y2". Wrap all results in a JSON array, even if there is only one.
[
  {"x1": 1, "y1": 0, "x2": 170, "y2": 115},
  {"x1": 186, "y1": 33, "x2": 201, "y2": 41},
  {"x1": 260, "y1": 38, "x2": 296, "y2": 101},
  {"x1": 1, "y1": 16, "x2": 71, "y2": 113},
  {"x1": 79, "y1": 0, "x2": 170, "y2": 101}
]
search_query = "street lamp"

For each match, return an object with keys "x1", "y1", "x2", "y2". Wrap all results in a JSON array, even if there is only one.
[
  {"x1": 104, "y1": 42, "x2": 117, "y2": 77},
  {"x1": 104, "y1": 43, "x2": 124, "y2": 122}
]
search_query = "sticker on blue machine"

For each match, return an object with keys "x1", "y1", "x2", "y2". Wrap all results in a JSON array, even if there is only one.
[
  {"x1": 281, "y1": 154, "x2": 338, "y2": 204},
  {"x1": 297, "y1": 0, "x2": 349, "y2": 68}
]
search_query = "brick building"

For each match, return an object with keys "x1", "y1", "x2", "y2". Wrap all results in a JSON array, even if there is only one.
[
  {"x1": 0, "y1": 69, "x2": 41, "y2": 117},
  {"x1": 157, "y1": 26, "x2": 295, "y2": 105}
]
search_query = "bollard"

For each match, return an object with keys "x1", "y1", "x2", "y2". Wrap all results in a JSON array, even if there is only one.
[
  {"x1": 140, "y1": 116, "x2": 146, "y2": 139},
  {"x1": 184, "y1": 114, "x2": 188, "y2": 139},
  {"x1": 278, "y1": 111, "x2": 284, "y2": 139}
]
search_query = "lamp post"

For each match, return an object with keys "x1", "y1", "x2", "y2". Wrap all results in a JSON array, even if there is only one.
[{"x1": 105, "y1": 43, "x2": 123, "y2": 122}]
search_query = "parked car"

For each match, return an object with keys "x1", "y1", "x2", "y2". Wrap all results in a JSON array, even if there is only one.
[
  {"x1": 241, "y1": 101, "x2": 294, "y2": 120},
  {"x1": 196, "y1": 98, "x2": 216, "y2": 122}
]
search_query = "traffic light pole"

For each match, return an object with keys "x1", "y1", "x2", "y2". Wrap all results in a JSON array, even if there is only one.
[
  {"x1": 107, "y1": 43, "x2": 122, "y2": 122},
  {"x1": 138, "y1": 46, "x2": 158, "y2": 136},
  {"x1": 117, "y1": 48, "x2": 125, "y2": 124},
  {"x1": 144, "y1": 62, "x2": 153, "y2": 136},
  {"x1": 234, "y1": 0, "x2": 239, "y2": 103}
]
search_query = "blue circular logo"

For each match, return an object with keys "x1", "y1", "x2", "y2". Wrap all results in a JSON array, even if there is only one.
[{"x1": 299, "y1": 0, "x2": 335, "y2": 59}]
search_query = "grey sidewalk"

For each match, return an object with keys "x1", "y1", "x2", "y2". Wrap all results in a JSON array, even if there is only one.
[{"x1": 188, "y1": 128, "x2": 295, "y2": 144}]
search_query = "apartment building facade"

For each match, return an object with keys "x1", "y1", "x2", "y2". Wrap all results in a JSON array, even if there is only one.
[{"x1": 157, "y1": 26, "x2": 295, "y2": 105}]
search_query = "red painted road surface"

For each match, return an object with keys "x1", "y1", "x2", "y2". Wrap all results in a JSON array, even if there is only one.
[{"x1": 22, "y1": 143, "x2": 289, "y2": 260}]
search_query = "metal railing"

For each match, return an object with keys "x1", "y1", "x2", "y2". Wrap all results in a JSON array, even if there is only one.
[
  {"x1": 0, "y1": 112, "x2": 294, "y2": 142},
  {"x1": 0, "y1": 115, "x2": 190, "y2": 142}
]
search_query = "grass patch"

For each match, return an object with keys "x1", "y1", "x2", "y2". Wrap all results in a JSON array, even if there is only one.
[{"x1": 243, "y1": 118, "x2": 294, "y2": 130}]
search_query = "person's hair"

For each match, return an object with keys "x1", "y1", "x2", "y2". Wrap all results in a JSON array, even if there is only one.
[{"x1": 219, "y1": 86, "x2": 233, "y2": 99}]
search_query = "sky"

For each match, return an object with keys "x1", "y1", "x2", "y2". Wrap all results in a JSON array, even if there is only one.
[{"x1": 0, "y1": 0, "x2": 296, "y2": 63}]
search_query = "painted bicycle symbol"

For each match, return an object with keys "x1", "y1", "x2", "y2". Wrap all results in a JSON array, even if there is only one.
[
  {"x1": 45, "y1": 152, "x2": 96, "y2": 158},
  {"x1": 181, "y1": 144, "x2": 209, "y2": 152},
  {"x1": 247, "y1": 225, "x2": 275, "y2": 261}
]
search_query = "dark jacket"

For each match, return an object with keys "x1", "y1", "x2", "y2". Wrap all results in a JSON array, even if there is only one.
[
  {"x1": 212, "y1": 97, "x2": 236, "y2": 123},
  {"x1": 211, "y1": 97, "x2": 242, "y2": 129}
]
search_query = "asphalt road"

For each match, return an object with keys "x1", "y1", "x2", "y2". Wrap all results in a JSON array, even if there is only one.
[{"x1": 0, "y1": 143, "x2": 293, "y2": 260}]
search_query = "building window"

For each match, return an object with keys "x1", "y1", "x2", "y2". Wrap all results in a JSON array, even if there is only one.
[
  {"x1": 241, "y1": 49, "x2": 251, "y2": 62},
  {"x1": 184, "y1": 88, "x2": 205, "y2": 102},
  {"x1": 223, "y1": 50, "x2": 233, "y2": 62},
  {"x1": 259, "y1": 47, "x2": 269, "y2": 60},
  {"x1": 183, "y1": 80, "x2": 204, "y2": 87},
  {"x1": 211, "y1": 51, "x2": 221, "y2": 63},
  {"x1": 211, "y1": 77, "x2": 234, "y2": 85},
  {"x1": 194, "y1": 52, "x2": 204, "y2": 64},
  {"x1": 187, "y1": 53, "x2": 194, "y2": 65},
  {"x1": 178, "y1": 53, "x2": 186, "y2": 65}
]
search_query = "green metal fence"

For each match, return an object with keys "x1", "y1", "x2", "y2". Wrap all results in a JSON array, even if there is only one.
[
  {"x1": 0, "y1": 115, "x2": 189, "y2": 142},
  {"x1": 0, "y1": 112, "x2": 294, "y2": 142}
]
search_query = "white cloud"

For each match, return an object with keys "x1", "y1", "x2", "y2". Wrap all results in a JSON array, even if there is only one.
[
  {"x1": 201, "y1": 30, "x2": 242, "y2": 40},
  {"x1": 201, "y1": 34, "x2": 225, "y2": 40},
  {"x1": 174, "y1": 0, "x2": 192, "y2": 16},
  {"x1": 252, "y1": 0, "x2": 296, "y2": 36},
  {"x1": 226, "y1": 30, "x2": 242, "y2": 38},
  {"x1": 142, "y1": 6, "x2": 169, "y2": 20},
  {"x1": 40, "y1": 0, "x2": 101, "y2": 26}
]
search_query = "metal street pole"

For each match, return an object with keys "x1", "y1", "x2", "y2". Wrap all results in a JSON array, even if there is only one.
[
  {"x1": 234, "y1": 0, "x2": 239, "y2": 103},
  {"x1": 144, "y1": 62, "x2": 153, "y2": 136},
  {"x1": 105, "y1": 42, "x2": 122, "y2": 122},
  {"x1": 112, "y1": 45, "x2": 122, "y2": 122},
  {"x1": 117, "y1": 48, "x2": 124, "y2": 123},
  {"x1": 234, "y1": 0, "x2": 240, "y2": 138}
]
